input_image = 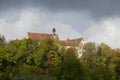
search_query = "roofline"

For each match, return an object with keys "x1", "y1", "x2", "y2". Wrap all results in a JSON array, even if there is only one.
[{"x1": 27, "y1": 32, "x2": 53, "y2": 35}]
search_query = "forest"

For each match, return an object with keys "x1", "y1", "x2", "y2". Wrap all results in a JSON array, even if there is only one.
[{"x1": 0, "y1": 35, "x2": 120, "y2": 80}]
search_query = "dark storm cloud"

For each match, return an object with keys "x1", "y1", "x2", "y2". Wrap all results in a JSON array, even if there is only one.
[
  {"x1": 0, "y1": 0, "x2": 120, "y2": 19},
  {"x1": 35, "y1": 0, "x2": 120, "y2": 19}
]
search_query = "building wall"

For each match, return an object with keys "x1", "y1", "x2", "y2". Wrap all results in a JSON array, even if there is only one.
[
  {"x1": 64, "y1": 39, "x2": 87, "y2": 58},
  {"x1": 76, "y1": 39, "x2": 86, "y2": 57}
]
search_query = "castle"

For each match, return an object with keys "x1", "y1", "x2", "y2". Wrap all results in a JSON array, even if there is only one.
[{"x1": 27, "y1": 28, "x2": 86, "y2": 57}]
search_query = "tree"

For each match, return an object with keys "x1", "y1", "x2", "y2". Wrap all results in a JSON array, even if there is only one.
[
  {"x1": 56, "y1": 48, "x2": 85, "y2": 80},
  {"x1": 112, "y1": 49, "x2": 120, "y2": 80},
  {"x1": 0, "y1": 34, "x2": 6, "y2": 47},
  {"x1": 33, "y1": 38, "x2": 62, "y2": 74},
  {"x1": 80, "y1": 42, "x2": 115, "y2": 80}
]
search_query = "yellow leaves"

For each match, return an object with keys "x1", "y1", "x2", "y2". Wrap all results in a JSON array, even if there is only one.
[
  {"x1": 26, "y1": 55, "x2": 33, "y2": 65},
  {"x1": 22, "y1": 65, "x2": 45, "y2": 75}
]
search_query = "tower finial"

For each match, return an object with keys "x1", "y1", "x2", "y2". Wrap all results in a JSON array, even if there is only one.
[{"x1": 52, "y1": 28, "x2": 56, "y2": 35}]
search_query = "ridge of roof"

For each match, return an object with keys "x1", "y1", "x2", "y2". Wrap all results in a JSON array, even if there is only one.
[
  {"x1": 27, "y1": 32, "x2": 55, "y2": 41},
  {"x1": 27, "y1": 32, "x2": 53, "y2": 35}
]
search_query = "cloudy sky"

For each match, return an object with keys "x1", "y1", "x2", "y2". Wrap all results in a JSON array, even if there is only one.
[{"x1": 0, "y1": 0, "x2": 120, "y2": 48}]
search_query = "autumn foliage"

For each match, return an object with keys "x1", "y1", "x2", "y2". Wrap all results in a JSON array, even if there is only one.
[{"x1": 0, "y1": 35, "x2": 120, "y2": 80}]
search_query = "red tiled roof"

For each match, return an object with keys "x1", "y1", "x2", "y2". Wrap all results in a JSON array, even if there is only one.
[
  {"x1": 27, "y1": 32, "x2": 55, "y2": 41},
  {"x1": 61, "y1": 38, "x2": 83, "y2": 46},
  {"x1": 27, "y1": 32, "x2": 83, "y2": 46}
]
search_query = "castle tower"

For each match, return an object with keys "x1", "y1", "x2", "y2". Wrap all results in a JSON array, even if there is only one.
[
  {"x1": 52, "y1": 28, "x2": 56, "y2": 35},
  {"x1": 52, "y1": 28, "x2": 59, "y2": 40}
]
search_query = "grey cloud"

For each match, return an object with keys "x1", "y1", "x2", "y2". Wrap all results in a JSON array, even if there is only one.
[
  {"x1": 28, "y1": 0, "x2": 120, "y2": 19},
  {"x1": 0, "y1": 0, "x2": 120, "y2": 48},
  {"x1": 0, "y1": 0, "x2": 120, "y2": 19},
  {"x1": 83, "y1": 17, "x2": 120, "y2": 48},
  {"x1": 0, "y1": 8, "x2": 81, "y2": 40}
]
